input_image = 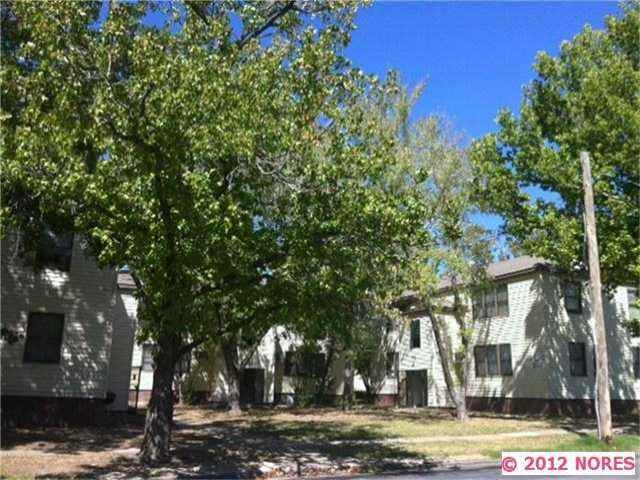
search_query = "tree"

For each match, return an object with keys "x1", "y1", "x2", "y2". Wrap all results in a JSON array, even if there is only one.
[
  {"x1": 404, "y1": 117, "x2": 493, "y2": 421},
  {"x1": 1, "y1": 0, "x2": 372, "y2": 462},
  {"x1": 3, "y1": 0, "x2": 435, "y2": 460},
  {"x1": 349, "y1": 301, "x2": 399, "y2": 403},
  {"x1": 469, "y1": 2, "x2": 640, "y2": 288},
  {"x1": 469, "y1": 2, "x2": 639, "y2": 438},
  {"x1": 277, "y1": 76, "x2": 430, "y2": 406}
]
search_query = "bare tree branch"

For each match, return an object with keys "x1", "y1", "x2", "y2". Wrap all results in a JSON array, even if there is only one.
[{"x1": 236, "y1": 1, "x2": 296, "y2": 49}]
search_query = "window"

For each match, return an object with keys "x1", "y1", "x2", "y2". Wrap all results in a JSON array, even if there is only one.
[
  {"x1": 386, "y1": 352, "x2": 398, "y2": 377},
  {"x1": 474, "y1": 345, "x2": 487, "y2": 377},
  {"x1": 484, "y1": 290, "x2": 497, "y2": 319},
  {"x1": 23, "y1": 312, "x2": 64, "y2": 363},
  {"x1": 564, "y1": 282, "x2": 582, "y2": 314},
  {"x1": 301, "y1": 352, "x2": 325, "y2": 377},
  {"x1": 486, "y1": 345, "x2": 499, "y2": 375},
  {"x1": 499, "y1": 344, "x2": 513, "y2": 376},
  {"x1": 472, "y1": 286, "x2": 509, "y2": 320},
  {"x1": 497, "y1": 285, "x2": 509, "y2": 317},
  {"x1": 472, "y1": 294, "x2": 483, "y2": 320},
  {"x1": 37, "y1": 230, "x2": 73, "y2": 271},
  {"x1": 142, "y1": 344, "x2": 154, "y2": 371},
  {"x1": 284, "y1": 350, "x2": 295, "y2": 376},
  {"x1": 410, "y1": 319, "x2": 421, "y2": 349},
  {"x1": 284, "y1": 350, "x2": 325, "y2": 377},
  {"x1": 633, "y1": 347, "x2": 639, "y2": 379},
  {"x1": 568, "y1": 342, "x2": 587, "y2": 377},
  {"x1": 474, "y1": 344, "x2": 512, "y2": 377}
]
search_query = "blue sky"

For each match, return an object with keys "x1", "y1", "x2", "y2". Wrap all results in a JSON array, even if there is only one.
[
  {"x1": 346, "y1": 1, "x2": 619, "y2": 141},
  {"x1": 344, "y1": 1, "x2": 619, "y2": 243},
  {"x1": 138, "y1": 1, "x2": 619, "y2": 252}
]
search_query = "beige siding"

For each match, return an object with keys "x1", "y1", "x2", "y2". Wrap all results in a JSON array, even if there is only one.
[
  {"x1": 401, "y1": 272, "x2": 639, "y2": 405},
  {"x1": 1, "y1": 236, "x2": 121, "y2": 400},
  {"x1": 178, "y1": 326, "x2": 349, "y2": 403},
  {"x1": 106, "y1": 290, "x2": 136, "y2": 410}
]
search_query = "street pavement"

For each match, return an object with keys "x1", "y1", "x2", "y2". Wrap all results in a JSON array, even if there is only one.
[{"x1": 350, "y1": 466, "x2": 636, "y2": 479}]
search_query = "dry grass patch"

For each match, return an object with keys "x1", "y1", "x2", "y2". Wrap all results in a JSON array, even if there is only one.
[{"x1": 1, "y1": 406, "x2": 636, "y2": 479}]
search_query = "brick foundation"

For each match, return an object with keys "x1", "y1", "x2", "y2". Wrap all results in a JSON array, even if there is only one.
[
  {"x1": 353, "y1": 392, "x2": 398, "y2": 407},
  {"x1": 1, "y1": 395, "x2": 111, "y2": 428},
  {"x1": 129, "y1": 389, "x2": 152, "y2": 408},
  {"x1": 374, "y1": 393, "x2": 398, "y2": 407},
  {"x1": 466, "y1": 397, "x2": 640, "y2": 416}
]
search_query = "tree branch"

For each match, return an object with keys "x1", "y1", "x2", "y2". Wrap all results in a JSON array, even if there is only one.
[
  {"x1": 236, "y1": 1, "x2": 296, "y2": 49},
  {"x1": 178, "y1": 337, "x2": 207, "y2": 357}
]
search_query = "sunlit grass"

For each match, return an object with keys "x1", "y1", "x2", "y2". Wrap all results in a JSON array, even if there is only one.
[{"x1": 481, "y1": 434, "x2": 640, "y2": 460}]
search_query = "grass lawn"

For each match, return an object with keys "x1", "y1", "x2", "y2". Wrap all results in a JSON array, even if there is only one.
[
  {"x1": 1, "y1": 406, "x2": 638, "y2": 479},
  {"x1": 179, "y1": 406, "x2": 588, "y2": 441},
  {"x1": 404, "y1": 434, "x2": 640, "y2": 461}
]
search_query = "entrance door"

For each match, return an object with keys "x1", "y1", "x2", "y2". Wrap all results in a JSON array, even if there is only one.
[
  {"x1": 240, "y1": 368, "x2": 265, "y2": 405},
  {"x1": 406, "y1": 369, "x2": 428, "y2": 407}
]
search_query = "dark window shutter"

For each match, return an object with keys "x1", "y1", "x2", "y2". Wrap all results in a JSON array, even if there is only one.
[
  {"x1": 633, "y1": 347, "x2": 640, "y2": 379},
  {"x1": 486, "y1": 345, "x2": 499, "y2": 375},
  {"x1": 474, "y1": 346, "x2": 487, "y2": 377},
  {"x1": 569, "y1": 342, "x2": 587, "y2": 377},
  {"x1": 23, "y1": 313, "x2": 64, "y2": 363},
  {"x1": 410, "y1": 319, "x2": 421, "y2": 349},
  {"x1": 499, "y1": 344, "x2": 513, "y2": 376},
  {"x1": 37, "y1": 231, "x2": 74, "y2": 271},
  {"x1": 497, "y1": 285, "x2": 509, "y2": 317},
  {"x1": 564, "y1": 282, "x2": 582, "y2": 314},
  {"x1": 485, "y1": 289, "x2": 497, "y2": 318},
  {"x1": 284, "y1": 351, "x2": 294, "y2": 376},
  {"x1": 472, "y1": 294, "x2": 483, "y2": 320}
]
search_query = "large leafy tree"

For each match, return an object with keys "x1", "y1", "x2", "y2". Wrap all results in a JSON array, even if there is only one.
[
  {"x1": 469, "y1": 2, "x2": 640, "y2": 287},
  {"x1": 281, "y1": 79, "x2": 430, "y2": 404},
  {"x1": 403, "y1": 117, "x2": 492, "y2": 421},
  {"x1": 1, "y1": 0, "x2": 381, "y2": 462},
  {"x1": 2, "y1": 0, "x2": 432, "y2": 461}
]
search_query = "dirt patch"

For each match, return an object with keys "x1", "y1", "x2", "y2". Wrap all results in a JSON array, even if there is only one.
[{"x1": 1, "y1": 406, "x2": 634, "y2": 479}]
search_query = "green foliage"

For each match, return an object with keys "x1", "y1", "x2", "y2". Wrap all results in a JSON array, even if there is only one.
[
  {"x1": 1, "y1": 0, "x2": 387, "y2": 343},
  {"x1": 290, "y1": 342, "x2": 334, "y2": 405},
  {"x1": 3, "y1": 0, "x2": 431, "y2": 457},
  {"x1": 180, "y1": 373, "x2": 203, "y2": 406},
  {"x1": 349, "y1": 301, "x2": 397, "y2": 400},
  {"x1": 623, "y1": 318, "x2": 640, "y2": 337},
  {"x1": 470, "y1": 2, "x2": 640, "y2": 287}
]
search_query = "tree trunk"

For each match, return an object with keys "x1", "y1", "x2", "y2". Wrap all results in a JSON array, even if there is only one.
[
  {"x1": 580, "y1": 151, "x2": 613, "y2": 443},
  {"x1": 426, "y1": 306, "x2": 466, "y2": 420},
  {"x1": 455, "y1": 347, "x2": 471, "y2": 422},
  {"x1": 452, "y1": 291, "x2": 471, "y2": 422},
  {"x1": 221, "y1": 340, "x2": 242, "y2": 413},
  {"x1": 140, "y1": 340, "x2": 176, "y2": 463},
  {"x1": 315, "y1": 340, "x2": 335, "y2": 405},
  {"x1": 342, "y1": 354, "x2": 354, "y2": 410}
]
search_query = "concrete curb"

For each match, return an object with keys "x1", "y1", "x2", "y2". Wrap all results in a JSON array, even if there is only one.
[{"x1": 301, "y1": 460, "x2": 500, "y2": 480}]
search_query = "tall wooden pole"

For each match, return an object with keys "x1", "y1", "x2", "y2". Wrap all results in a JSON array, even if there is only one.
[{"x1": 580, "y1": 151, "x2": 613, "y2": 442}]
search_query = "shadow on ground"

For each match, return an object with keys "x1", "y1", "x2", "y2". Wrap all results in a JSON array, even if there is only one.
[{"x1": 2, "y1": 406, "x2": 637, "y2": 479}]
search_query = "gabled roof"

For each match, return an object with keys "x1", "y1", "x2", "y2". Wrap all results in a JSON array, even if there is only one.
[
  {"x1": 117, "y1": 272, "x2": 136, "y2": 290},
  {"x1": 395, "y1": 255, "x2": 552, "y2": 309},
  {"x1": 438, "y1": 255, "x2": 551, "y2": 291}
]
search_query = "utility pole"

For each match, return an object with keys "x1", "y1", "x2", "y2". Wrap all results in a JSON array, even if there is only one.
[{"x1": 580, "y1": 151, "x2": 613, "y2": 442}]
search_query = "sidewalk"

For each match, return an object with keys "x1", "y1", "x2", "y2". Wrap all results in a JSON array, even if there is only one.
[{"x1": 327, "y1": 427, "x2": 626, "y2": 446}]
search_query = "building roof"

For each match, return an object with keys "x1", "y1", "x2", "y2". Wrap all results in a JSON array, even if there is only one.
[
  {"x1": 395, "y1": 255, "x2": 552, "y2": 309},
  {"x1": 117, "y1": 272, "x2": 137, "y2": 290},
  {"x1": 438, "y1": 255, "x2": 551, "y2": 291}
]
